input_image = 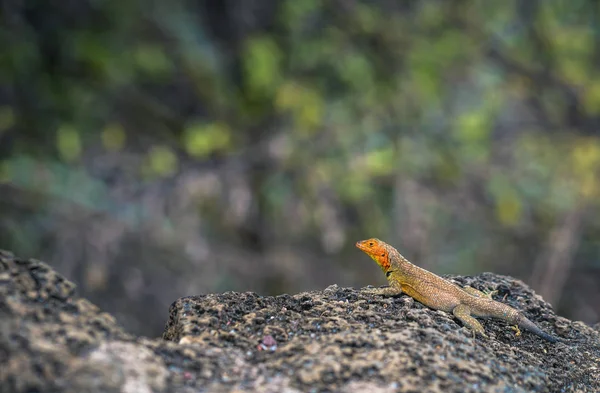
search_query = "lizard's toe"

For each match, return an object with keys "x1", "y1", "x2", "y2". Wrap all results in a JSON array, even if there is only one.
[{"x1": 510, "y1": 325, "x2": 522, "y2": 337}]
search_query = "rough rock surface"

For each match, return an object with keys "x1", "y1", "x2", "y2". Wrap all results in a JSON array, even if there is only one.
[{"x1": 1, "y1": 249, "x2": 599, "y2": 392}]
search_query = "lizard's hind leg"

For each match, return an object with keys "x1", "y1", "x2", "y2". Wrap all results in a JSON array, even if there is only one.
[{"x1": 452, "y1": 304, "x2": 487, "y2": 338}]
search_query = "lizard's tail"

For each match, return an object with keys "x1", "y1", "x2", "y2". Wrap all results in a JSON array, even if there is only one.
[{"x1": 518, "y1": 316, "x2": 560, "y2": 343}]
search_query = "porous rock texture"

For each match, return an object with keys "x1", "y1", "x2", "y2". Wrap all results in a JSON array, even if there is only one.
[{"x1": 1, "y1": 249, "x2": 599, "y2": 392}]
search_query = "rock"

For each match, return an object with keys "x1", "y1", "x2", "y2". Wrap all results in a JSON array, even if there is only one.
[{"x1": 1, "y1": 249, "x2": 599, "y2": 392}]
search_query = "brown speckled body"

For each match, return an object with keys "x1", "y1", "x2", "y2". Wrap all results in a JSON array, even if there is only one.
[{"x1": 356, "y1": 238, "x2": 559, "y2": 343}]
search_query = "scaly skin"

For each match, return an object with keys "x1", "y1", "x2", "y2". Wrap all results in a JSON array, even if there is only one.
[{"x1": 356, "y1": 238, "x2": 560, "y2": 343}]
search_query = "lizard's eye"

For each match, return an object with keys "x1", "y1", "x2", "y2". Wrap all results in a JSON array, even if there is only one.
[
  {"x1": 369, "y1": 242, "x2": 374, "y2": 247},
  {"x1": 381, "y1": 252, "x2": 385, "y2": 257}
]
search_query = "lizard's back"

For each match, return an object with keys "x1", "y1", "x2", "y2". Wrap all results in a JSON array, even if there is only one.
[{"x1": 390, "y1": 259, "x2": 468, "y2": 312}]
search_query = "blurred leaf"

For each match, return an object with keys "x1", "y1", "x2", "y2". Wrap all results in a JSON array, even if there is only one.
[
  {"x1": 338, "y1": 52, "x2": 374, "y2": 92},
  {"x1": 549, "y1": 27, "x2": 593, "y2": 57},
  {"x1": 558, "y1": 58, "x2": 589, "y2": 86},
  {"x1": 454, "y1": 110, "x2": 490, "y2": 143},
  {"x1": 488, "y1": 172, "x2": 523, "y2": 226},
  {"x1": 548, "y1": 25, "x2": 593, "y2": 85},
  {"x1": 56, "y1": 125, "x2": 82, "y2": 162},
  {"x1": 434, "y1": 30, "x2": 473, "y2": 64},
  {"x1": 495, "y1": 190, "x2": 522, "y2": 226},
  {"x1": 354, "y1": 3, "x2": 380, "y2": 33},
  {"x1": 243, "y1": 36, "x2": 282, "y2": 98},
  {"x1": 134, "y1": 44, "x2": 172, "y2": 76},
  {"x1": 275, "y1": 82, "x2": 324, "y2": 133},
  {"x1": 410, "y1": 66, "x2": 440, "y2": 104},
  {"x1": 295, "y1": 88, "x2": 323, "y2": 130},
  {"x1": 571, "y1": 137, "x2": 600, "y2": 173},
  {"x1": 570, "y1": 137, "x2": 600, "y2": 199},
  {"x1": 453, "y1": 107, "x2": 492, "y2": 164},
  {"x1": 102, "y1": 123, "x2": 126, "y2": 151},
  {"x1": 275, "y1": 82, "x2": 300, "y2": 110},
  {"x1": 183, "y1": 121, "x2": 232, "y2": 157},
  {"x1": 339, "y1": 175, "x2": 371, "y2": 201},
  {"x1": 364, "y1": 146, "x2": 395, "y2": 176},
  {"x1": 147, "y1": 146, "x2": 178, "y2": 177}
]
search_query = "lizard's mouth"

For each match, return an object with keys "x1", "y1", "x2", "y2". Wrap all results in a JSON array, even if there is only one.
[
  {"x1": 355, "y1": 239, "x2": 378, "y2": 258},
  {"x1": 356, "y1": 238, "x2": 378, "y2": 252},
  {"x1": 355, "y1": 240, "x2": 369, "y2": 253}
]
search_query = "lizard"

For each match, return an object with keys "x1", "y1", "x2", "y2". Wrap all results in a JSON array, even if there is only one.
[{"x1": 356, "y1": 238, "x2": 561, "y2": 343}]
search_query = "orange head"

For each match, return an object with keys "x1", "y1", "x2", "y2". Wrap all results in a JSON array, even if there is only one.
[{"x1": 355, "y1": 238, "x2": 392, "y2": 272}]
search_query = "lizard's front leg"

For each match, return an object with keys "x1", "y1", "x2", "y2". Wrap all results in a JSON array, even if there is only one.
[{"x1": 363, "y1": 278, "x2": 403, "y2": 296}]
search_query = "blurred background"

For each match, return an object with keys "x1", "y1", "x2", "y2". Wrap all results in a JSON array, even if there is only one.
[{"x1": 1, "y1": 0, "x2": 599, "y2": 338}]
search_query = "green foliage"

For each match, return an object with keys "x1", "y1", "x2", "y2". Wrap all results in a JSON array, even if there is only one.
[
  {"x1": 146, "y1": 146, "x2": 178, "y2": 178},
  {"x1": 243, "y1": 36, "x2": 283, "y2": 100},
  {"x1": 275, "y1": 82, "x2": 324, "y2": 132},
  {"x1": 183, "y1": 122, "x2": 232, "y2": 157},
  {"x1": 101, "y1": 124, "x2": 126, "y2": 151},
  {"x1": 134, "y1": 45, "x2": 172, "y2": 77},
  {"x1": 2, "y1": 0, "x2": 600, "y2": 331},
  {"x1": 56, "y1": 125, "x2": 82, "y2": 162}
]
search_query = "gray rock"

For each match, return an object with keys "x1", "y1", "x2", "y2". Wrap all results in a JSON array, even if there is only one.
[{"x1": 1, "y1": 249, "x2": 599, "y2": 392}]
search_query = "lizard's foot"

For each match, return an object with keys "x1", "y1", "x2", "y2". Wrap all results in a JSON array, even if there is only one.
[
  {"x1": 510, "y1": 325, "x2": 522, "y2": 337},
  {"x1": 453, "y1": 304, "x2": 488, "y2": 339}
]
